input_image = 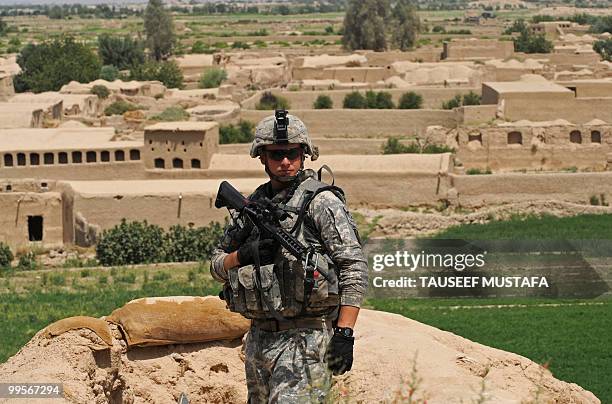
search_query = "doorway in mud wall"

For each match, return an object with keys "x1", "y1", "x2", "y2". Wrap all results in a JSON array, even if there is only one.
[{"x1": 28, "y1": 215, "x2": 43, "y2": 242}]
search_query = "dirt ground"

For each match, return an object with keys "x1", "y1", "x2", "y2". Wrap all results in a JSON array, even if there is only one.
[{"x1": 0, "y1": 305, "x2": 599, "y2": 404}]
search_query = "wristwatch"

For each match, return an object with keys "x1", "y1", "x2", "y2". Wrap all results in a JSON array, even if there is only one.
[{"x1": 334, "y1": 326, "x2": 354, "y2": 338}]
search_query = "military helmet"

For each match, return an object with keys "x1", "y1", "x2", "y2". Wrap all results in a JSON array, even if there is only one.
[{"x1": 250, "y1": 112, "x2": 319, "y2": 161}]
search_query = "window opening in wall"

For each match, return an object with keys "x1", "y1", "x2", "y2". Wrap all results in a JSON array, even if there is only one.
[
  {"x1": 17, "y1": 153, "x2": 26, "y2": 166},
  {"x1": 154, "y1": 158, "x2": 165, "y2": 168},
  {"x1": 191, "y1": 159, "x2": 201, "y2": 169},
  {"x1": 72, "y1": 151, "x2": 82, "y2": 163},
  {"x1": 58, "y1": 152, "x2": 68, "y2": 164},
  {"x1": 173, "y1": 158, "x2": 184, "y2": 169},
  {"x1": 507, "y1": 131, "x2": 522, "y2": 145},
  {"x1": 30, "y1": 153, "x2": 40, "y2": 165},
  {"x1": 200, "y1": 142, "x2": 203, "y2": 147},
  {"x1": 101, "y1": 151, "x2": 110, "y2": 162},
  {"x1": 468, "y1": 133, "x2": 483, "y2": 144},
  {"x1": 115, "y1": 150, "x2": 125, "y2": 161},
  {"x1": 28, "y1": 215, "x2": 43, "y2": 241},
  {"x1": 570, "y1": 130, "x2": 582, "y2": 144},
  {"x1": 86, "y1": 151, "x2": 97, "y2": 163},
  {"x1": 44, "y1": 153, "x2": 54, "y2": 165},
  {"x1": 5, "y1": 184, "x2": 12, "y2": 192},
  {"x1": 591, "y1": 131, "x2": 601, "y2": 143},
  {"x1": 4, "y1": 154, "x2": 13, "y2": 167},
  {"x1": 566, "y1": 86, "x2": 577, "y2": 96},
  {"x1": 130, "y1": 149, "x2": 140, "y2": 160}
]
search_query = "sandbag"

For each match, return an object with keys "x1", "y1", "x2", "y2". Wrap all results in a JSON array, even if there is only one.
[
  {"x1": 106, "y1": 296, "x2": 250, "y2": 347},
  {"x1": 43, "y1": 316, "x2": 113, "y2": 349}
]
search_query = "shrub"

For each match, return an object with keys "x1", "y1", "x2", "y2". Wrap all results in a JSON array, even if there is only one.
[
  {"x1": 432, "y1": 25, "x2": 446, "y2": 33},
  {"x1": 96, "y1": 219, "x2": 166, "y2": 266},
  {"x1": 17, "y1": 251, "x2": 38, "y2": 271},
  {"x1": 343, "y1": 91, "x2": 366, "y2": 109},
  {"x1": 49, "y1": 273, "x2": 66, "y2": 286},
  {"x1": 104, "y1": 100, "x2": 139, "y2": 116},
  {"x1": 96, "y1": 219, "x2": 223, "y2": 266},
  {"x1": 151, "y1": 106, "x2": 189, "y2": 121},
  {"x1": 99, "y1": 65, "x2": 119, "y2": 81},
  {"x1": 91, "y1": 84, "x2": 110, "y2": 99},
  {"x1": 255, "y1": 91, "x2": 290, "y2": 110},
  {"x1": 0, "y1": 243, "x2": 13, "y2": 268},
  {"x1": 466, "y1": 168, "x2": 493, "y2": 175},
  {"x1": 462, "y1": 91, "x2": 481, "y2": 106},
  {"x1": 382, "y1": 137, "x2": 455, "y2": 154},
  {"x1": 164, "y1": 222, "x2": 224, "y2": 262},
  {"x1": 442, "y1": 94, "x2": 462, "y2": 110},
  {"x1": 594, "y1": 39, "x2": 612, "y2": 61},
  {"x1": 191, "y1": 40, "x2": 209, "y2": 54},
  {"x1": 398, "y1": 91, "x2": 423, "y2": 109},
  {"x1": 231, "y1": 41, "x2": 250, "y2": 49},
  {"x1": 313, "y1": 94, "x2": 333, "y2": 109},
  {"x1": 371, "y1": 91, "x2": 394, "y2": 109},
  {"x1": 199, "y1": 68, "x2": 227, "y2": 89},
  {"x1": 219, "y1": 120, "x2": 255, "y2": 144},
  {"x1": 129, "y1": 60, "x2": 183, "y2": 89}
]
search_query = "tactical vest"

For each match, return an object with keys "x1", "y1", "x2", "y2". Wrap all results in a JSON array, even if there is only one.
[{"x1": 222, "y1": 175, "x2": 356, "y2": 320}]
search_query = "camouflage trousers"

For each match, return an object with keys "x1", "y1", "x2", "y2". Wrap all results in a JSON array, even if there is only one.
[{"x1": 244, "y1": 325, "x2": 333, "y2": 404}]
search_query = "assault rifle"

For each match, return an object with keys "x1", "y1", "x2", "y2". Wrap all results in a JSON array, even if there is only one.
[{"x1": 214, "y1": 180, "x2": 331, "y2": 288}]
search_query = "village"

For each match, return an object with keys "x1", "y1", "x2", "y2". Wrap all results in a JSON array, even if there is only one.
[{"x1": 0, "y1": 2, "x2": 611, "y2": 403}]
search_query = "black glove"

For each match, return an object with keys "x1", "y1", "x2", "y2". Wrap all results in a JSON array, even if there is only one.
[
  {"x1": 237, "y1": 239, "x2": 278, "y2": 266},
  {"x1": 325, "y1": 332, "x2": 354, "y2": 375}
]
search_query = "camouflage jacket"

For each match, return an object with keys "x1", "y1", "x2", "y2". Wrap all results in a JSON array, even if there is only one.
[{"x1": 210, "y1": 170, "x2": 368, "y2": 308}]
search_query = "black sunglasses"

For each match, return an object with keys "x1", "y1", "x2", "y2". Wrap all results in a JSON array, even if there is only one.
[{"x1": 266, "y1": 148, "x2": 302, "y2": 161}]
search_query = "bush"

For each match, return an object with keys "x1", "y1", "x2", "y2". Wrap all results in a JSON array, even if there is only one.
[
  {"x1": 91, "y1": 84, "x2": 110, "y2": 99},
  {"x1": 151, "y1": 106, "x2": 189, "y2": 121},
  {"x1": 96, "y1": 219, "x2": 224, "y2": 266},
  {"x1": 104, "y1": 100, "x2": 139, "y2": 116},
  {"x1": 398, "y1": 91, "x2": 423, "y2": 109},
  {"x1": 49, "y1": 273, "x2": 66, "y2": 286},
  {"x1": 442, "y1": 94, "x2": 462, "y2": 110},
  {"x1": 191, "y1": 40, "x2": 209, "y2": 54},
  {"x1": 0, "y1": 243, "x2": 13, "y2": 268},
  {"x1": 313, "y1": 94, "x2": 333, "y2": 109},
  {"x1": 370, "y1": 91, "x2": 394, "y2": 109},
  {"x1": 462, "y1": 91, "x2": 481, "y2": 106},
  {"x1": 255, "y1": 91, "x2": 290, "y2": 110},
  {"x1": 219, "y1": 120, "x2": 255, "y2": 144},
  {"x1": 164, "y1": 222, "x2": 224, "y2": 262},
  {"x1": 594, "y1": 39, "x2": 612, "y2": 61},
  {"x1": 231, "y1": 41, "x2": 250, "y2": 49},
  {"x1": 14, "y1": 37, "x2": 101, "y2": 93},
  {"x1": 17, "y1": 251, "x2": 38, "y2": 271},
  {"x1": 382, "y1": 137, "x2": 455, "y2": 154},
  {"x1": 96, "y1": 219, "x2": 166, "y2": 266},
  {"x1": 466, "y1": 168, "x2": 493, "y2": 175},
  {"x1": 129, "y1": 60, "x2": 183, "y2": 89},
  {"x1": 343, "y1": 91, "x2": 366, "y2": 109},
  {"x1": 199, "y1": 68, "x2": 227, "y2": 89},
  {"x1": 432, "y1": 25, "x2": 446, "y2": 33},
  {"x1": 99, "y1": 65, "x2": 119, "y2": 81}
]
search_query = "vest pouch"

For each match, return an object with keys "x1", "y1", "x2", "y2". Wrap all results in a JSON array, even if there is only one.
[
  {"x1": 309, "y1": 254, "x2": 340, "y2": 308},
  {"x1": 257, "y1": 264, "x2": 283, "y2": 314},
  {"x1": 227, "y1": 264, "x2": 283, "y2": 318}
]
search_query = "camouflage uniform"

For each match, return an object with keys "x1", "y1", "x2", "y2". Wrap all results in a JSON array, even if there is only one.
[{"x1": 210, "y1": 115, "x2": 368, "y2": 404}]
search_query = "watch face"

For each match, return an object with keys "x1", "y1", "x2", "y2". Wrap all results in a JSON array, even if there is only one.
[{"x1": 336, "y1": 327, "x2": 353, "y2": 337}]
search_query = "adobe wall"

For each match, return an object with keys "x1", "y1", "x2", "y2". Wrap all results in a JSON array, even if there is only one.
[
  {"x1": 556, "y1": 80, "x2": 612, "y2": 97},
  {"x1": 240, "y1": 109, "x2": 458, "y2": 137},
  {"x1": 456, "y1": 105, "x2": 498, "y2": 125},
  {"x1": 0, "y1": 162, "x2": 145, "y2": 181},
  {"x1": 0, "y1": 186, "x2": 64, "y2": 250},
  {"x1": 503, "y1": 96, "x2": 612, "y2": 123},
  {"x1": 442, "y1": 40, "x2": 514, "y2": 60},
  {"x1": 0, "y1": 75, "x2": 14, "y2": 101},
  {"x1": 292, "y1": 66, "x2": 394, "y2": 83},
  {"x1": 143, "y1": 125, "x2": 219, "y2": 170},
  {"x1": 246, "y1": 88, "x2": 481, "y2": 110},
  {"x1": 453, "y1": 172, "x2": 612, "y2": 207},
  {"x1": 362, "y1": 49, "x2": 442, "y2": 65}
]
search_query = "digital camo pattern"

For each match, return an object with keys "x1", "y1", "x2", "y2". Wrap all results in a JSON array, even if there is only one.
[
  {"x1": 210, "y1": 172, "x2": 368, "y2": 307},
  {"x1": 249, "y1": 114, "x2": 319, "y2": 161},
  {"x1": 244, "y1": 326, "x2": 333, "y2": 404}
]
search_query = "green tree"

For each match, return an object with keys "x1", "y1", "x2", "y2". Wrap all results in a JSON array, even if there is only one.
[
  {"x1": 0, "y1": 17, "x2": 7, "y2": 36},
  {"x1": 398, "y1": 91, "x2": 423, "y2": 109},
  {"x1": 14, "y1": 37, "x2": 101, "y2": 93},
  {"x1": 343, "y1": 91, "x2": 367, "y2": 108},
  {"x1": 255, "y1": 91, "x2": 290, "y2": 110},
  {"x1": 144, "y1": 0, "x2": 176, "y2": 61},
  {"x1": 97, "y1": 34, "x2": 145, "y2": 70},
  {"x1": 129, "y1": 60, "x2": 183, "y2": 88},
  {"x1": 594, "y1": 39, "x2": 612, "y2": 61},
  {"x1": 390, "y1": 0, "x2": 420, "y2": 51},
  {"x1": 462, "y1": 91, "x2": 481, "y2": 106},
  {"x1": 513, "y1": 30, "x2": 552, "y2": 53},
  {"x1": 100, "y1": 65, "x2": 119, "y2": 81},
  {"x1": 342, "y1": 0, "x2": 388, "y2": 51}
]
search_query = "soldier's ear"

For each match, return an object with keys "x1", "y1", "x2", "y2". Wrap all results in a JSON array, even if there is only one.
[{"x1": 259, "y1": 154, "x2": 266, "y2": 165}]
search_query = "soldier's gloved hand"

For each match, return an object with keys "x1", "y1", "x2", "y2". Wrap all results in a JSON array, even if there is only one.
[
  {"x1": 325, "y1": 332, "x2": 354, "y2": 375},
  {"x1": 237, "y1": 239, "x2": 278, "y2": 266}
]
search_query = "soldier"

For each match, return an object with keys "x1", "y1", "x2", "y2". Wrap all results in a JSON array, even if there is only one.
[{"x1": 210, "y1": 111, "x2": 368, "y2": 403}]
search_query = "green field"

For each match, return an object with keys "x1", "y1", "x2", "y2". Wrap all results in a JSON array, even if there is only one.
[{"x1": 434, "y1": 213, "x2": 612, "y2": 240}]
